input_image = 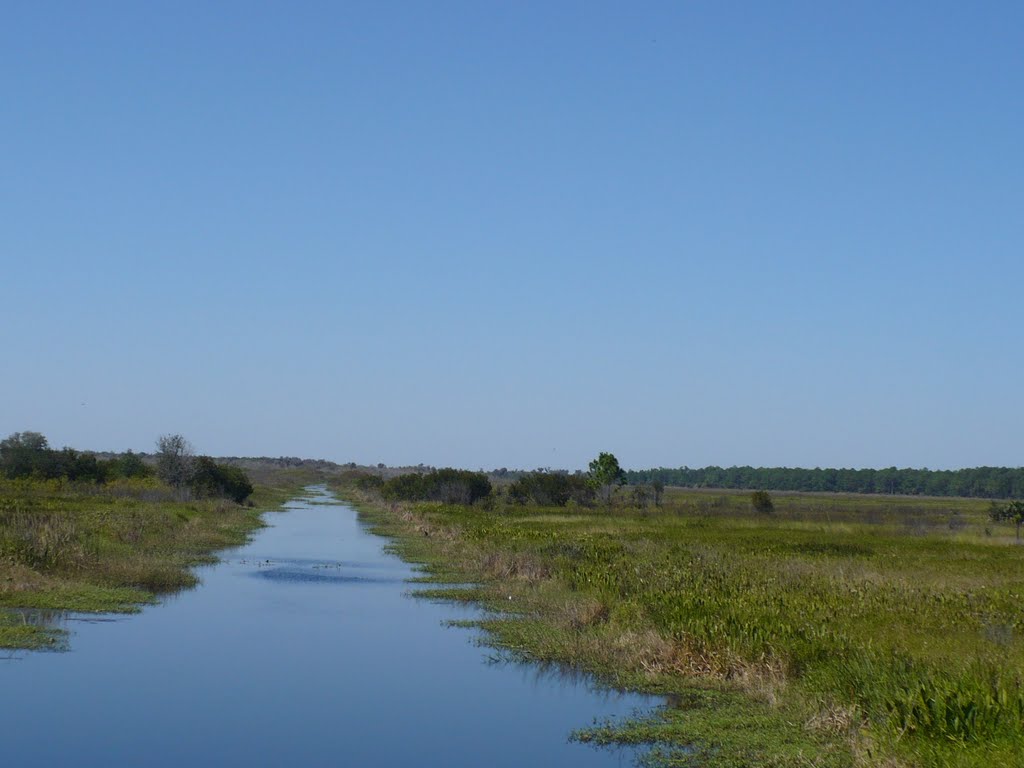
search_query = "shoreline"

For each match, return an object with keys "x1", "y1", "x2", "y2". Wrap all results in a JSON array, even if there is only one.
[{"x1": 0, "y1": 471, "x2": 317, "y2": 650}]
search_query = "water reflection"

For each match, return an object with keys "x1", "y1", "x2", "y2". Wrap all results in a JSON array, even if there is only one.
[{"x1": 251, "y1": 557, "x2": 404, "y2": 585}]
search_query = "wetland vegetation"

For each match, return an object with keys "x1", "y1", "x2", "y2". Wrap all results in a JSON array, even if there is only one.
[
  {"x1": 0, "y1": 433, "x2": 315, "y2": 649},
  {"x1": 336, "y1": 471, "x2": 1024, "y2": 768},
  {"x1": 6, "y1": 432, "x2": 1024, "y2": 768}
]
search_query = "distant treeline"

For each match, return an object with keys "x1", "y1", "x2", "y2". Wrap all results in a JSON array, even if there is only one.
[{"x1": 625, "y1": 466, "x2": 1024, "y2": 499}]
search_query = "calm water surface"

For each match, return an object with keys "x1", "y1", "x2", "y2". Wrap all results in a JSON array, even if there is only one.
[{"x1": 1, "y1": 487, "x2": 659, "y2": 767}]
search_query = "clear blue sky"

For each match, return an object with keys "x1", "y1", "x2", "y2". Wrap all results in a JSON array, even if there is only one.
[{"x1": 3, "y1": 2, "x2": 1022, "y2": 470}]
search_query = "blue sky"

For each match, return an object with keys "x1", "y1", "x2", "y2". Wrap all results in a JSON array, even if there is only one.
[{"x1": 3, "y1": 2, "x2": 1022, "y2": 470}]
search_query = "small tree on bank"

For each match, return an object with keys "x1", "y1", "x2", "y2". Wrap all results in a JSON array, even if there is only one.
[
  {"x1": 155, "y1": 434, "x2": 195, "y2": 492},
  {"x1": 588, "y1": 452, "x2": 625, "y2": 509}
]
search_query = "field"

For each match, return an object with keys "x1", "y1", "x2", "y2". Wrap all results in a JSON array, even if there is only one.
[
  {"x1": 338, "y1": 483, "x2": 1024, "y2": 768},
  {"x1": 0, "y1": 471, "x2": 314, "y2": 649}
]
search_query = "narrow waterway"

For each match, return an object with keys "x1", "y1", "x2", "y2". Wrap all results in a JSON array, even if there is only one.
[{"x1": 0, "y1": 487, "x2": 659, "y2": 767}]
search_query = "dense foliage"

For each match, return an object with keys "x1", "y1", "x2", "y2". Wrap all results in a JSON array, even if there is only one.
[
  {"x1": 0, "y1": 433, "x2": 152, "y2": 483},
  {"x1": 627, "y1": 465, "x2": 1024, "y2": 498},
  {"x1": 506, "y1": 471, "x2": 595, "y2": 506},
  {"x1": 0, "y1": 432, "x2": 252, "y2": 503},
  {"x1": 588, "y1": 452, "x2": 626, "y2": 507},
  {"x1": 190, "y1": 456, "x2": 254, "y2": 504},
  {"x1": 380, "y1": 468, "x2": 491, "y2": 505}
]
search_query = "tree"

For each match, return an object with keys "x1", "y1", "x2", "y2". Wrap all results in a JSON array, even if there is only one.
[
  {"x1": 155, "y1": 434, "x2": 195, "y2": 491},
  {"x1": 0, "y1": 431, "x2": 49, "y2": 452},
  {"x1": 990, "y1": 500, "x2": 1024, "y2": 541},
  {"x1": 0, "y1": 431, "x2": 51, "y2": 478},
  {"x1": 113, "y1": 450, "x2": 152, "y2": 479},
  {"x1": 588, "y1": 452, "x2": 625, "y2": 509}
]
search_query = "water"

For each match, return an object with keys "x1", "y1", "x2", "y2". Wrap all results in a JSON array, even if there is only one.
[{"x1": 0, "y1": 487, "x2": 659, "y2": 767}]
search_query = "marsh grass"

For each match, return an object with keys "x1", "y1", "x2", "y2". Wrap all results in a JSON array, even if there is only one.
[
  {"x1": 337, "y1": 484, "x2": 1024, "y2": 768},
  {"x1": 0, "y1": 470, "x2": 316, "y2": 649}
]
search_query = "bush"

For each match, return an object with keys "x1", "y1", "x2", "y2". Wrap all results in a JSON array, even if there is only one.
[
  {"x1": 109, "y1": 451, "x2": 153, "y2": 480},
  {"x1": 507, "y1": 472, "x2": 595, "y2": 507},
  {"x1": 751, "y1": 490, "x2": 775, "y2": 514},
  {"x1": 189, "y1": 457, "x2": 254, "y2": 504},
  {"x1": 381, "y1": 469, "x2": 491, "y2": 505},
  {"x1": 341, "y1": 470, "x2": 384, "y2": 492}
]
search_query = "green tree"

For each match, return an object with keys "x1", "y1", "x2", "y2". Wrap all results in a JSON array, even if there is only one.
[
  {"x1": 588, "y1": 452, "x2": 625, "y2": 509},
  {"x1": 113, "y1": 450, "x2": 152, "y2": 479},
  {"x1": 0, "y1": 431, "x2": 50, "y2": 478},
  {"x1": 990, "y1": 500, "x2": 1024, "y2": 541},
  {"x1": 0, "y1": 431, "x2": 48, "y2": 452}
]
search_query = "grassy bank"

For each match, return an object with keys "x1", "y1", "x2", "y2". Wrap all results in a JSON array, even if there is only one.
[
  {"x1": 0, "y1": 469, "x2": 318, "y2": 649},
  {"x1": 334, "y1": 482, "x2": 1024, "y2": 768}
]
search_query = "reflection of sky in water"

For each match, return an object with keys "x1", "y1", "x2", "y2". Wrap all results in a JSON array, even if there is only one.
[
  {"x1": 0, "y1": 487, "x2": 660, "y2": 767},
  {"x1": 250, "y1": 558, "x2": 406, "y2": 585}
]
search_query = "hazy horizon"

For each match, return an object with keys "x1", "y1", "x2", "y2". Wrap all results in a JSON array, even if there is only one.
[{"x1": 4, "y1": 3, "x2": 1022, "y2": 472}]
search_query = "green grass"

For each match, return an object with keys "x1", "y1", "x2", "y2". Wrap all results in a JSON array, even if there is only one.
[
  {"x1": 335, "y1": 484, "x2": 1024, "y2": 768},
  {"x1": 0, "y1": 470, "x2": 318, "y2": 649}
]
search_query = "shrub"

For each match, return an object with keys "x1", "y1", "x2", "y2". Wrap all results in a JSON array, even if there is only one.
[
  {"x1": 751, "y1": 490, "x2": 775, "y2": 514},
  {"x1": 381, "y1": 469, "x2": 491, "y2": 505},
  {"x1": 110, "y1": 451, "x2": 153, "y2": 479},
  {"x1": 342, "y1": 470, "x2": 384, "y2": 492},
  {"x1": 507, "y1": 472, "x2": 595, "y2": 507},
  {"x1": 189, "y1": 457, "x2": 254, "y2": 504}
]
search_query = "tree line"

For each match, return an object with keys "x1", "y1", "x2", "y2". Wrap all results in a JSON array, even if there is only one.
[
  {"x1": 625, "y1": 465, "x2": 1024, "y2": 499},
  {"x1": 351, "y1": 452, "x2": 629, "y2": 509},
  {"x1": 0, "y1": 432, "x2": 152, "y2": 483},
  {"x1": 0, "y1": 431, "x2": 253, "y2": 504}
]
